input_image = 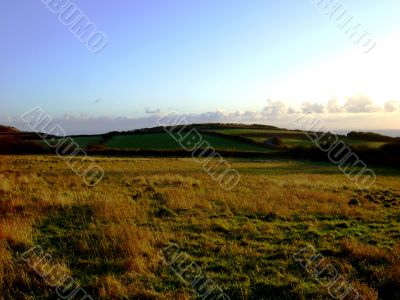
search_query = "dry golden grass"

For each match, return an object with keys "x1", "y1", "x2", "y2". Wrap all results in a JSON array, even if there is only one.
[
  {"x1": 0, "y1": 155, "x2": 399, "y2": 299},
  {"x1": 0, "y1": 218, "x2": 33, "y2": 249},
  {"x1": 340, "y1": 239, "x2": 394, "y2": 263},
  {"x1": 91, "y1": 192, "x2": 148, "y2": 223},
  {"x1": 0, "y1": 245, "x2": 12, "y2": 289}
]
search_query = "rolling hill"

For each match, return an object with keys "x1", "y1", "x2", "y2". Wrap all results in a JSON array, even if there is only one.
[
  {"x1": 79, "y1": 123, "x2": 394, "y2": 151},
  {"x1": 0, "y1": 123, "x2": 398, "y2": 159},
  {"x1": 0, "y1": 125, "x2": 19, "y2": 133}
]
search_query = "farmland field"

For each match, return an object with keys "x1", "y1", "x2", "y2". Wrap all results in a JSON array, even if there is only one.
[
  {"x1": 29, "y1": 126, "x2": 392, "y2": 153},
  {"x1": 212, "y1": 128, "x2": 387, "y2": 149},
  {"x1": 104, "y1": 132, "x2": 272, "y2": 152},
  {"x1": 213, "y1": 129, "x2": 297, "y2": 135},
  {"x1": 251, "y1": 138, "x2": 386, "y2": 148},
  {"x1": 69, "y1": 136, "x2": 104, "y2": 148},
  {"x1": 1, "y1": 155, "x2": 400, "y2": 299}
]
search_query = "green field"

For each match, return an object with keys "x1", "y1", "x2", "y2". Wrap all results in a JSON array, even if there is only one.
[
  {"x1": 214, "y1": 128, "x2": 388, "y2": 149},
  {"x1": 36, "y1": 125, "x2": 391, "y2": 153},
  {"x1": 280, "y1": 138, "x2": 314, "y2": 147},
  {"x1": 104, "y1": 132, "x2": 272, "y2": 152},
  {"x1": 70, "y1": 136, "x2": 104, "y2": 148},
  {"x1": 251, "y1": 137, "x2": 386, "y2": 148},
  {"x1": 343, "y1": 138, "x2": 386, "y2": 148},
  {"x1": 214, "y1": 129, "x2": 301, "y2": 136}
]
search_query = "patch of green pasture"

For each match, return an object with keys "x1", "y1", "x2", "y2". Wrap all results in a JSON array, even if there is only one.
[
  {"x1": 105, "y1": 132, "x2": 272, "y2": 152},
  {"x1": 213, "y1": 129, "x2": 295, "y2": 135},
  {"x1": 343, "y1": 138, "x2": 386, "y2": 148},
  {"x1": 281, "y1": 139, "x2": 314, "y2": 147},
  {"x1": 70, "y1": 136, "x2": 104, "y2": 148}
]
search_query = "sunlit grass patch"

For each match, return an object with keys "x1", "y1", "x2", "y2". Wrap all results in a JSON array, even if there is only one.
[{"x1": 0, "y1": 155, "x2": 399, "y2": 299}]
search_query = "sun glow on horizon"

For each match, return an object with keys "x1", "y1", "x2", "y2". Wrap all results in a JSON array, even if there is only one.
[{"x1": 266, "y1": 32, "x2": 400, "y2": 107}]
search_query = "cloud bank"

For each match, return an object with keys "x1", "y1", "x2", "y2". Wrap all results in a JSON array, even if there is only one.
[{"x1": 2, "y1": 97, "x2": 399, "y2": 135}]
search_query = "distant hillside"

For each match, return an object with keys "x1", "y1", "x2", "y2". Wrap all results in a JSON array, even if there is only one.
[
  {"x1": 0, "y1": 125, "x2": 53, "y2": 154},
  {"x1": 0, "y1": 125, "x2": 57, "y2": 141},
  {"x1": 0, "y1": 125, "x2": 46, "y2": 154},
  {"x1": 0, "y1": 123, "x2": 398, "y2": 165},
  {"x1": 103, "y1": 123, "x2": 282, "y2": 135},
  {"x1": 0, "y1": 125, "x2": 19, "y2": 133},
  {"x1": 347, "y1": 131, "x2": 395, "y2": 142},
  {"x1": 57, "y1": 123, "x2": 393, "y2": 155}
]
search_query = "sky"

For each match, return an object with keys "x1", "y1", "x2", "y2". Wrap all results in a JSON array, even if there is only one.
[{"x1": 1, "y1": 0, "x2": 400, "y2": 134}]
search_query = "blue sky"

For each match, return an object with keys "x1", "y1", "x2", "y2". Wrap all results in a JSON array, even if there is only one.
[{"x1": 1, "y1": 0, "x2": 400, "y2": 133}]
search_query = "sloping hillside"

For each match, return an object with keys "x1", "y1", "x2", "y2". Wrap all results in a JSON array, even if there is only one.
[
  {"x1": 0, "y1": 125, "x2": 19, "y2": 133},
  {"x1": 40, "y1": 123, "x2": 396, "y2": 151},
  {"x1": 0, "y1": 123, "x2": 397, "y2": 158},
  {"x1": 0, "y1": 125, "x2": 47, "y2": 154}
]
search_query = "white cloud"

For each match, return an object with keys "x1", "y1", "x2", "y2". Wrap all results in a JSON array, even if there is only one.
[
  {"x1": 384, "y1": 100, "x2": 400, "y2": 113},
  {"x1": 342, "y1": 95, "x2": 381, "y2": 113},
  {"x1": 262, "y1": 100, "x2": 287, "y2": 116},
  {"x1": 327, "y1": 98, "x2": 345, "y2": 113},
  {"x1": 2, "y1": 98, "x2": 399, "y2": 135},
  {"x1": 301, "y1": 102, "x2": 325, "y2": 114},
  {"x1": 145, "y1": 107, "x2": 161, "y2": 114}
]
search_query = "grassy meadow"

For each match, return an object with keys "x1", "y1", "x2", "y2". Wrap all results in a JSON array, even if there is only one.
[
  {"x1": 63, "y1": 132, "x2": 272, "y2": 153},
  {"x1": 212, "y1": 129, "x2": 387, "y2": 149},
  {"x1": 1, "y1": 155, "x2": 400, "y2": 299},
  {"x1": 38, "y1": 125, "x2": 393, "y2": 154},
  {"x1": 104, "y1": 133, "x2": 271, "y2": 152}
]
